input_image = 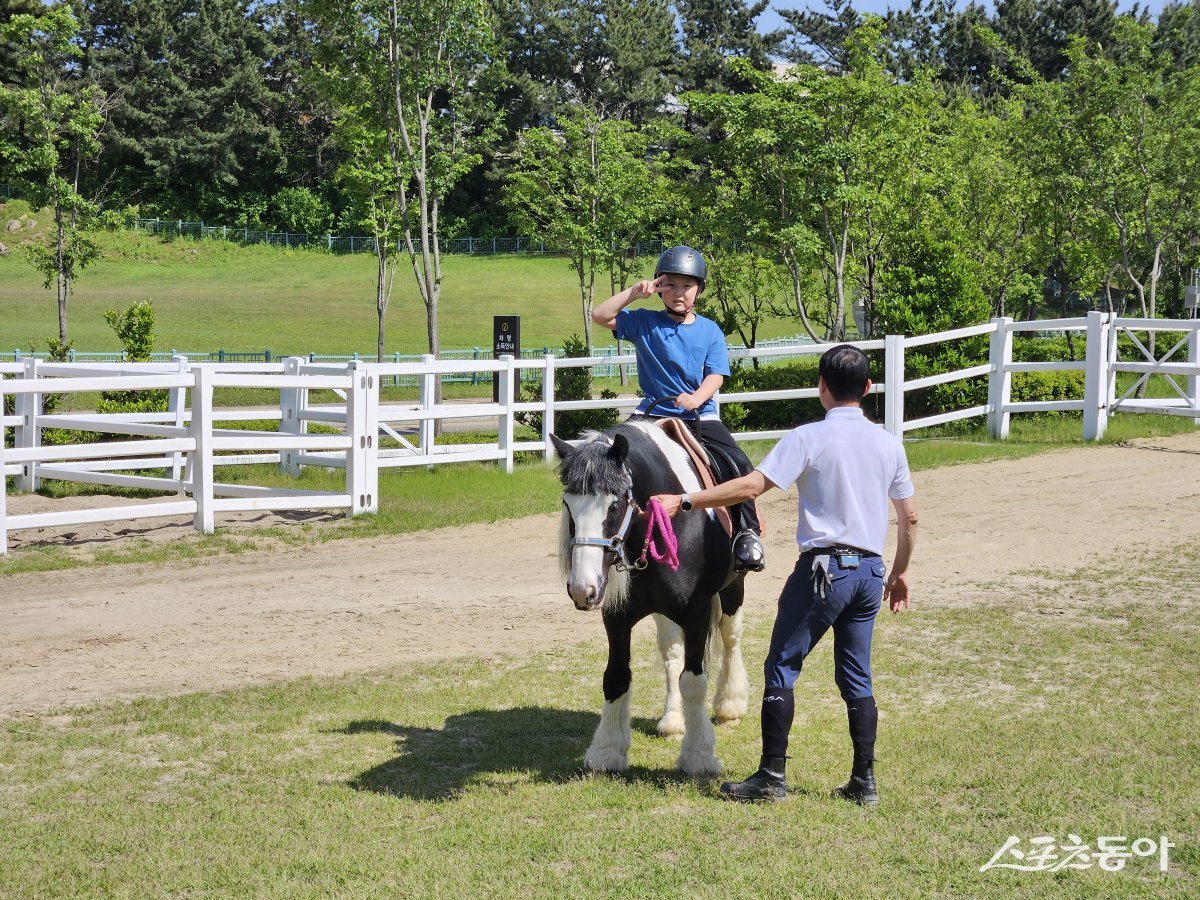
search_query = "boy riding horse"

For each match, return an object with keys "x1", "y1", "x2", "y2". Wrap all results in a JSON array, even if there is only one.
[{"x1": 591, "y1": 245, "x2": 765, "y2": 573}]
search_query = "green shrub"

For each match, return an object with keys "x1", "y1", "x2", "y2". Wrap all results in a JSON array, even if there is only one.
[
  {"x1": 270, "y1": 187, "x2": 332, "y2": 235},
  {"x1": 99, "y1": 300, "x2": 168, "y2": 417},
  {"x1": 874, "y1": 234, "x2": 992, "y2": 424},
  {"x1": 725, "y1": 359, "x2": 824, "y2": 431},
  {"x1": 1011, "y1": 370, "x2": 1086, "y2": 405}
]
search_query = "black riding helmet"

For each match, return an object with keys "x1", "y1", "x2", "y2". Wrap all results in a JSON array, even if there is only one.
[{"x1": 654, "y1": 245, "x2": 707, "y2": 292}]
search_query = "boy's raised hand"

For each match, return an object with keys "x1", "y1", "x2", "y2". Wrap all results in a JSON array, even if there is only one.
[{"x1": 629, "y1": 276, "x2": 664, "y2": 300}]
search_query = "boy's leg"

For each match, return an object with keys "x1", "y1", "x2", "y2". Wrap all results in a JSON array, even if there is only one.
[{"x1": 693, "y1": 418, "x2": 764, "y2": 571}]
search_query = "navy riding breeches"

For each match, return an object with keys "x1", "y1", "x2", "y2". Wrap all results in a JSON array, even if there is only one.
[{"x1": 764, "y1": 551, "x2": 886, "y2": 700}]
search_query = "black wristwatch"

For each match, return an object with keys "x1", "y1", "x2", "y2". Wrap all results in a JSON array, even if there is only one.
[{"x1": 680, "y1": 494, "x2": 693, "y2": 512}]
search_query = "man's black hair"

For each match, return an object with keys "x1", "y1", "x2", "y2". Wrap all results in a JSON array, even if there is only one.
[{"x1": 819, "y1": 344, "x2": 870, "y2": 402}]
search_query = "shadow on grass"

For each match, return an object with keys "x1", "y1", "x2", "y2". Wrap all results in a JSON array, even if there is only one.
[{"x1": 339, "y1": 708, "x2": 705, "y2": 801}]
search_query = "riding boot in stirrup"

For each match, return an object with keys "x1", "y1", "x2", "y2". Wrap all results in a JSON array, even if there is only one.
[
  {"x1": 719, "y1": 756, "x2": 787, "y2": 802},
  {"x1": 831, "y1": 769, "x2": 879, "y2": 806},
  {"x1": 734, "y1": 530, "x2": 765, "y2": 573}
]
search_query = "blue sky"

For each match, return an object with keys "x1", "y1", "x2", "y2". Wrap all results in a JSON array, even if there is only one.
[{"x1": 758, "y1": 1, "x2": 1174, "y2": 34}]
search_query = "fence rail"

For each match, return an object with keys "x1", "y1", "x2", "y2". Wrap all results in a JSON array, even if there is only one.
[
  {"x1": 0, "y1": 335, "x2": 820, "y2": 385},
  {"x1": 3, "y1": 313, "x2": 1198, "y2": 551}
]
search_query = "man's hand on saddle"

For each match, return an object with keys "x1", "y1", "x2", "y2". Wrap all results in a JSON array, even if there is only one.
[{"x1": 674, "y1": 391, "x2": 702, "y2": 411}]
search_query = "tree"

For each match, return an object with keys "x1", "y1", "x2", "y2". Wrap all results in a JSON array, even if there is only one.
[
  {"x1": 1155, "y1": 1, "x2": 1200, "y2": 69},
  {"x1": 307, "y1": 0, "x2": 501, "y2": 371},
  {"x1": 676, "y1": 0, "x2": 783, "y2": 93},
  {"x1": 0, "y1": 0, "x2": 42, "y2": 87},
  {"x1": 0, "y1": 6, "x2": 105, "y2": 345},
  {"x1": 930, "y1": 94, "x2": 1039, "y2": 318},
  {"x1": 504, "y1": 112, "x2": 675, "y2": 351},
  {"x1": 335, "y1": 124, "x2": 402, "y2": 363},
  {"x1": 873, "y1": 232, "x2": 991, "y2": 418},
  {"x1": 778, "y1": 0, "x2": 862, "y2": 73},
  {"x1": 78, "y1": 0, "x2": 286, "y2": 221},
  {"x1": 1021, "y1": 21, "x2": 1200, "y2": 331}
]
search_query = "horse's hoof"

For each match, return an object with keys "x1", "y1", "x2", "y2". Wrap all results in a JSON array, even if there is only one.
[
  {"x1": 713, "y1": 701, "x2": 746, "y2": 724},
  {"x1": 656, "y1": 713, "x2": 686, "y2": 738},
  {"x1": 677, "y1": 752, "x2": 723, "y2": 778},
  {"x1": 584, "y1": 748, "x2": 630, "y2": 773}
]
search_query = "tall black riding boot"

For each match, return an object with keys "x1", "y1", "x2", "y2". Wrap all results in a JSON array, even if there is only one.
[
  {"x1": 720, "y1": 688, "x2": 793, "y2": 802},
  {"x1": 720, "y1": 755, "x2": 787, "y2": 802},
  {"x1": 831, "y1": 696, "x2": 880, "y2": 806}
]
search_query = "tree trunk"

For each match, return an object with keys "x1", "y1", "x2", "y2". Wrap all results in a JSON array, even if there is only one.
[
  {"x1": 376, "y1": 246, "x2": 387, "y2": 363},
  {"x1": 55, "y1": 200, "x2": 68, "y2": 344},
  {"x1": 783, "y1": 251, "x2": 824, "y2": 343}
]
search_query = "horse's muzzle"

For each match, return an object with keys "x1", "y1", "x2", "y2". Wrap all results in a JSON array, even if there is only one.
[{"x1": 567, "y1": 581, "x2": 604, "y2": 611}]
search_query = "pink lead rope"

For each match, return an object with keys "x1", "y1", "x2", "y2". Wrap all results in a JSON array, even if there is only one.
[{"x1": 639, "y1": 498, "x2": 680, "y2": 571}]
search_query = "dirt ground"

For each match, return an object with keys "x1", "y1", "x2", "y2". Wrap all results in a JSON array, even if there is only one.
[{"x1": 3, "y1": 430, "x2": 1199, "y2": 717}]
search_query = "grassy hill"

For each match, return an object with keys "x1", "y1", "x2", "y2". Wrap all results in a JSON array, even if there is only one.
[{"x1": 0, "y1": 215, "x2": 802, "y2": 357}]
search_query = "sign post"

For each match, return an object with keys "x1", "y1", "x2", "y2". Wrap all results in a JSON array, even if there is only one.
[{"x1": 493, "y1": 315, "x2": 520, "y2": 402}]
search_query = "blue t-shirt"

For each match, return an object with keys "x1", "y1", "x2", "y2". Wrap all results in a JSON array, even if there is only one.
[{"x1": 615, "y1": 308, "x2": 731, "y2": 418}]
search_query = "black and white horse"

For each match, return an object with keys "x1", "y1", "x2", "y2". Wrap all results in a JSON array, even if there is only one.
[{"x1": 551, "y1": 421, "x2": 749, "y2": 776}]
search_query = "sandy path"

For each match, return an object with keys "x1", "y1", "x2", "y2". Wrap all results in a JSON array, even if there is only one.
[{"x1": 2, "y1": 431, "x2": 1199, "y2": 716}]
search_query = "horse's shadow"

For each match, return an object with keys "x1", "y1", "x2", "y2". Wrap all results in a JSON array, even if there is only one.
[{"x1": 338, "y1": 708, "x2": 695, "y2": 801}]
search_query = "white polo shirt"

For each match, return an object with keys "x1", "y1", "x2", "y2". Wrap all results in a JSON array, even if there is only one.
[{"x1": 756, "y1": 407, "x2": 914, "y2": 556}]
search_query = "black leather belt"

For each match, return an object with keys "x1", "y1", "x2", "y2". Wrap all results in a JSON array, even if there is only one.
[{"x1": 802, "y1": 545, "x2": 878, "y2": 558}]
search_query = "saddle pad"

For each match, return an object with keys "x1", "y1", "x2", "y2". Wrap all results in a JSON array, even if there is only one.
[{"x1": 654, "y1": 418, "x2": 733, "y2": 538}]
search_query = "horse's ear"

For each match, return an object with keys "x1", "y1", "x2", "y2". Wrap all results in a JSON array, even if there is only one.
[
  {"x1": 607, "y1": 433, "x2": 629, "y2": 464},
  {"x1": 550, "y1": 433, "x2": 575, "y2": 459}
]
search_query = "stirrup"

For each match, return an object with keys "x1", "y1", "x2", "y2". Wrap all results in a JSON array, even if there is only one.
[{"x1": 734, "y1": 530, "x2": 765, "y2": 573}]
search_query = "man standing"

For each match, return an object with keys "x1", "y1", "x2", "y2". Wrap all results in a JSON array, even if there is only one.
[{"x1": 650, "y1": 344, "x2": 918, "y2": 804}]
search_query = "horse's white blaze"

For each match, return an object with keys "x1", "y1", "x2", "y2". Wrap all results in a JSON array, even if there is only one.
[
  {"x1": 653, "y1": 614, "x2": 685, "y2": 738},
  {"x1": 562, "y1": 491, "x2": 615, "y2": 609},
  {"x1": 584, "y1": 689, "x2": 632, "y2": 773},
  {"x1": 676, "y1": 671, "x2": 721, "y2": 776},
  {"x1": 713, "y1": 607, "x2": 750, "y2": 723}
]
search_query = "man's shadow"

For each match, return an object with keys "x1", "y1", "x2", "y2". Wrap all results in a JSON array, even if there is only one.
[{"x1": 338, "y1": 707, "x2": 691, "y2": 801}]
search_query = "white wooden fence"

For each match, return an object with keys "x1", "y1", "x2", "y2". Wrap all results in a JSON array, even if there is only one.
[{"x1": 2, "y1": 312, "x2": 1197, "y2": 552}]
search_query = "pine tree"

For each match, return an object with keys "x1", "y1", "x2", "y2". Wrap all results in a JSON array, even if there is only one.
[
  {"x1": 78, "y1": 0, "x2": 284, "y2": 221},
  {"x1": 677, "y1": 0, "x2": 782, "y2": 92}
]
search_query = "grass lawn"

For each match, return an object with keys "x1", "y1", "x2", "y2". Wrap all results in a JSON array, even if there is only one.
[
  {"x1": 0, "y1": 227, "x2": 804, "y2": 356},
  {"x1": 1, "y1": 539, "x2": 1195, "y2": 898}
]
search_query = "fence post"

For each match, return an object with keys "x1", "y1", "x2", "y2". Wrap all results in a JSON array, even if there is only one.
[
  {"x1": 167, "y1": 355, "x2": 189, "y2": 487},
  {"x1": 1188, "y1": 321, "x2": 1199, "y2": 426},
  {"x1": 498, "y1": 354, "x2": 515, "y2": 474},
  {"x1": 279, "y1": 356, "x2": 305, "y2": 476},
  {"x1": 15, "y1": 357, "x2": 40, "y2": 492},
  {"x1": 0, "y1": 376, "x2": 8, "y2": 554},
  {"x1": 542, "y1": 353, "x2": 556, "y2": 463},
  {"x1": 883, "y1": 334, "x2": 905, "y2": 439},
  {"x1": 191, "y1": 365, "x2": 215, "y2": 533},
  {"x1": 346, "y1": 361, "x2": 379, "y2": 515},
  {"x1": 987, "y1": 317, "x2": 1014, "y2": 439},
  {"x1": 419, "y1": 354, "x2": 436, "y2": 462},
  {"x1": 1082, "y1": 311, "x2": 1111, "y2": 441}
]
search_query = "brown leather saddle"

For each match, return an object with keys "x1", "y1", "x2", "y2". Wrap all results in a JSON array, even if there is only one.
[{"x1": 653, "y1": 418, "x2": 735, "y2": 538}]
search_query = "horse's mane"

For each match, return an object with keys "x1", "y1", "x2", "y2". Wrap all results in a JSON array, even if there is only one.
[{"x1": 556, "y1": 430, "x2": 632, "y2": 496}]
